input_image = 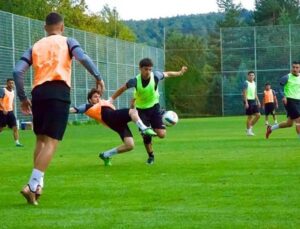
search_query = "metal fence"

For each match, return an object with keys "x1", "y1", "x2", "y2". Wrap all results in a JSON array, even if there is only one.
[
  {"x1": 221, "y1": 25, "x2": 300, "y2": 116},
  {"x1": 0, "y1": 10, "x2": 165, "y2": 122}
]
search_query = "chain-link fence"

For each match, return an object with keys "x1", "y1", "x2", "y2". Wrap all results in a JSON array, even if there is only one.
[
  {"x1": 0, "y1": 10, "x2": 165, "y2": 122},
  {"x1": 164, "y1": 24, "x2": 300, "y2": 117},
  {"x1": 221, "y1": 25, "x2": 300, "y2": 116}
]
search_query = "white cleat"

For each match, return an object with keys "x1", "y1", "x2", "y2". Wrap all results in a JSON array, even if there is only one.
[{"x1": 246, "y1": 130, "x2": 255, "y2": 136}]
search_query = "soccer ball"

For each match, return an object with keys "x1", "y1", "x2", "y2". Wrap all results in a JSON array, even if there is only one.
[{"x1": 162, "y1": 110, "x2": 178, "y2": 127}]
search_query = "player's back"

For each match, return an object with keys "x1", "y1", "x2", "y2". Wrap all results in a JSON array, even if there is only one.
[{"x1": 32, "y1": 35, "x2": 72, "y2": 88}]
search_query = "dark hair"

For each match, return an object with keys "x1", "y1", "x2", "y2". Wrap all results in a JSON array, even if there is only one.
[
  {"x1": 45, "y1": 12, "x2": 63, "y2": 25},
  {"x1": 87, "y1": 88, "x2": 100, "y2": 102},
  {"x1": 265, "y1": 82, "x2": 271, "y2": 86},
  {"x1": 139, "y1": 58, "x2": 153, "y2": 68},
  {"x1": 292, "y1": 61, "x2": 300, "y2": 65},
  {"x1": 6, "y1": 78, "x2": 13, "y2": 82},
  {"x1": 248, "y1": 71, "x2": 255, "y2": 75}
]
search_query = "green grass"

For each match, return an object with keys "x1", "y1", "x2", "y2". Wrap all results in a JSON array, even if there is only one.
[{"x1": 0, "y1": 115, "x2": 299, "y2": 228}]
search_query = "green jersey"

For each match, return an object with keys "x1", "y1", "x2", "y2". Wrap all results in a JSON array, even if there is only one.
[
  {"x1": 244, "y1": 80, "x2": 256, "y2": 100},
  {"x1": 283, "y1": 73, "x2": 300, "y2": 100},
  {"x1": 134, "y1": 72, "x2": 160, "y2": 109}
]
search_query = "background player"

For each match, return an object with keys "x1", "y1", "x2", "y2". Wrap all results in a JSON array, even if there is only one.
[
  {"x1": 242, "y1": 71, "x2": 261, "y2": 136},
  {"x1": 0, "y1": 78, "x2": 23, "y2": 146},
  {"x1": 262, "y1": 82, "x2": 278, "y2": 125},
  {"x1": 266, "y1": 61, "x2": 300, "y2": 139}
]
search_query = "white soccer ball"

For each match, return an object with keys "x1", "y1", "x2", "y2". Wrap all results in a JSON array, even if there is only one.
[{"x1": 162, "y1": 110, "x2": 178, "y2": 127}]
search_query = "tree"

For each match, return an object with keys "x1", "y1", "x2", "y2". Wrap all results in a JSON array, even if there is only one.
[
  {"x1": 217, "y1": 0, "x2": 245, "y2": 27},
  {"x1": 254, "y1": 0, "x2": 300, "y2": 25},
  {"x1": 0, "y1": 0, "x2": 136, "y2": 42}
]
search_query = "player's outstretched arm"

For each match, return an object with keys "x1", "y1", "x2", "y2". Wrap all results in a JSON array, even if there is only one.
[
  {"x1": 69, "y1": 107, "x2": 77, "y2": 113},
  {"x1": 163, "y1": 66, "x2": 188, "y2": 78},
  {"x1": 68, "y1": 38, "x2": 106, "y2": 96},
  {"x1": 13, "y1": 48, "x2": 32, "y2": 115},
  {"x1": 110, "y1": 84, "x2": 128, "y2": 103},
  {"x1": 69, "y1": 104, "x2": 87, "y2": 114},
  {"x1": 256, "y1": 93, "x2": 261, "y2": 108},
  {"x1": 96, "y1": 79, "x2": 105, "y2": 96},
  {"x1": 274, "y1": 93, "x2": 279, "y2": 108}
]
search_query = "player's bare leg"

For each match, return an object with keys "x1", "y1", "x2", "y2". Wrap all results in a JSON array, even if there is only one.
[
  {"x1": 12, "y1": 126, "x2": 22, "y2": 146},
  {"x1": 251, "y1": 112, "x2": 260, "y2": 127},
  {"x1": 295, "y1": 117, "x2": 300, "y2": 138},
  {"x1": 129, "y1": 109, "x2": 156, "y2": 136},
  {"x1": 100, "y1": 137, "x2": 135, "y2": 166},
  {"x1": 266, "y1": 117, "x2": 293, "y2": 139},
  {"x1": 21, "y1": 135, "x2": 58, "y2": 205},
  {"x1": 154, "y1": 128, "x2": 166, "y2": 139}
]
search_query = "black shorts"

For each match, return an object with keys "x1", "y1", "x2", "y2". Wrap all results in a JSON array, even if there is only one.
[
  {"x1": 137, "y1": 103, "x2": 165, "y2": 130},
  {"x1": 32, "y1": 99, "x2": 70, "y2": 140},
  {"x1": 264, "y1": 103, "x2": 275, "y2": 116},
  {"x1": 285, "y1": 98, "x2": 300, "y2": 120},
  {"x1": 245, "y1": 100, "x2": 260, "y2": 116},
  {"x1": 101, "y1": 107, "x2": 133, "y2": 140},
  {"x1": 0, "y1": 111, "x2": 17, "y2": 128}
]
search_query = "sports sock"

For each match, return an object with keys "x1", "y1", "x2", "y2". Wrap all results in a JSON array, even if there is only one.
[
  {"x1": 15, "y1": 140, "x2": 20, "y2": 144},
  {"x1": 39, "y1": 176, "x2": 44, "y2": 188},
  {"x1": 103, "y1": 148, "x2": 118, "y2": 158},
  {"x1": 136, "y1": 120, "x2": 147, "y2": 131},
  {"x1": 28, "y1": 169, "x2": 44, "y2": 192},
  {"x1": 271, "y1": 124, "x2": 279, "y2": 131}
]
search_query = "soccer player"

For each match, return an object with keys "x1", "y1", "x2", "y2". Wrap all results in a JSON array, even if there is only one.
[
  {"x1": 266, "y1": 61, "x2": 300, "y2": 139},
  {"x1": 13, "y1": 12, "x2": 105, "y2": 205},
  {"x1": 242, "y1": 71, "x2": 261, "y2": 136},
  {"x1": 110, "y1": 58, "x2": 187, "y2": 164},
  {"x1": 262, "y1": 82, "x2": 278, "y2": 125},
  {"x1": 70, "y1": 88, "x2": 157, "y2": 166},
  {"x1": 0, "y1": 78, "x2": 23, "y2": 146}
]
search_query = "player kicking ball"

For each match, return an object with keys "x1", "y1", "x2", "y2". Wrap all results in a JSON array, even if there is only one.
[
  {"x1": 266, "y1": 61, "x2": 300, "y2": 139},
  {"x1": 110, "y1": 58, "x2": 187, "y2": 164},
  {"x1": 70, "y1": 88, "x2": 157, "y2": 166}
]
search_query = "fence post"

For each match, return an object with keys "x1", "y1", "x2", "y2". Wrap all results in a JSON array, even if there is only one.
[
  {"x1": 11, "y1": 14, "x2": 18, "y2": 119},
  {"x1": 220, "y1": 28, "x2": 224, "y2": 117},
  {"x1": 289, "y1": 24, "x2": 292, "y2": 67},
  {"x1": 116, "y1": 38, "x2": 119, "y2": 109}
]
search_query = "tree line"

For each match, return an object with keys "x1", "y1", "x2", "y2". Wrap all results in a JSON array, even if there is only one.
[{"x1": 1, "y1": 0, "x2": 300, "y2": 116}]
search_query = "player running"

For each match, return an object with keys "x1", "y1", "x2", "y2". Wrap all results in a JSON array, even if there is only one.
[
  {"x1": 70, "y1": 88, "x2": 157, "y2": 166},
  {"x1": 109, "y1": 58, "x2": 187, "y2": 164},
  {"x1": 13, "y1": 12, "x2": 105, "y2": 205},
  {"x1": 266, "y1": 61, "x2": 300, "y2": 139},
  {"x1": 242, "y1": 71, "x2": 261, "y2": 136},
  {"x1": 262, "y1": 82, "x2": 278, "y2": 125},
  {"x1": 0, "y1": 78, "x2": 23, "y2": 146}
]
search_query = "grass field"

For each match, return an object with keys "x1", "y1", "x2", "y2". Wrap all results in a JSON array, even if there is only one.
[{"x1": 0, "y1": 115, "x2": 299, "y2": 228}]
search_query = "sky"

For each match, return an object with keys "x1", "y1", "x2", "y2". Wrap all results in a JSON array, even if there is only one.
[{"x1": 85, "y1": 0, "x2": 255, "y2": 20}]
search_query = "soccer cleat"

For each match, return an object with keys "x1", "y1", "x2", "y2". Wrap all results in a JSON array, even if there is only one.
[
  {"x1": 142, "y1": 128, "x2": 157, "y2": 137},
  {"x1": 36, "y1": 185, "x2": 42, "y2": 201},
  {"x1": 246, "y1": 129, "x2": 255, "y2": 136},
  {"x1": 20, "y1": 185, "x2": 38, "y2": 206},
  {"x1": 266, "y1": 125, "x2": 272, "y2": 139},
  {"x1": 146, "y1": 155, "x2": 154, "y2": 165},
  {"x1": 16, "y1": 143, "x2": 23, "y2": 147},
  {"x1": 99, "y1": 153, "x2": 112, "y2": 166}
]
